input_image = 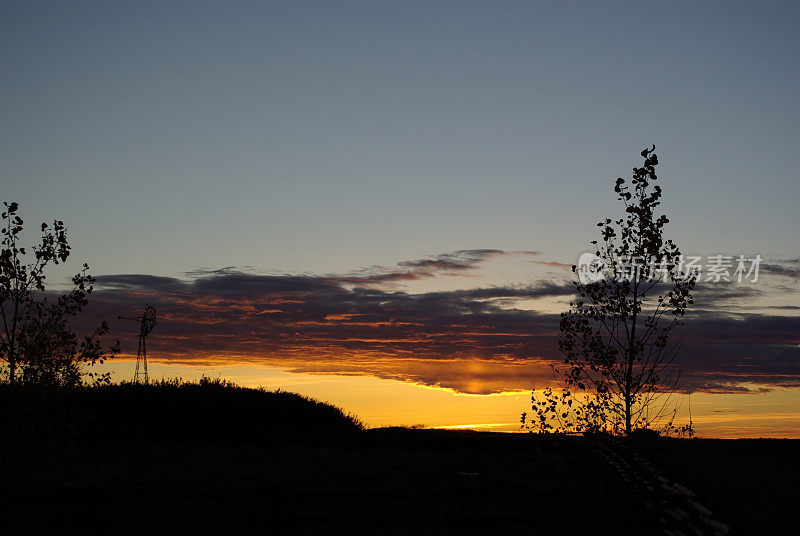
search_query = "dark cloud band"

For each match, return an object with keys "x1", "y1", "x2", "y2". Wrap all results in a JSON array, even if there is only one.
[{"x1": 82, "y1": 259, "x2": 800, "y2": 395}]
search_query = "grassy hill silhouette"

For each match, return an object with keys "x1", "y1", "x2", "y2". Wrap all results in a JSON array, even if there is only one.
[{"x1": 77, "y1": 377, "x2": 363, "y2": 444}]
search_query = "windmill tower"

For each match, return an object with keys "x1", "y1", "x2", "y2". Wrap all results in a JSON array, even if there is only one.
[{"x1": 119, "y1": 305, "x2": 157, "y2": 383}]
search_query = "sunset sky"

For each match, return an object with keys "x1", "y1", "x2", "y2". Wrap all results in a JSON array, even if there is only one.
[{"x1": 2, "y1": 1, "x2": 798, "y2": 437}]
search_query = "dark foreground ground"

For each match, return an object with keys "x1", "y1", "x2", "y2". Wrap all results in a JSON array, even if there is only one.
[
  {"x1": 637, "y1": 436, "x2": 800, "y2": 535},
  {"x1": 2, "y1": 383, "x2": 798, "y2": 535},
  {"x1": 6, "y1": 431, "x2": 800, "y2": 535},
  {"x1": 8, "y1": 430, "x2": 659, "y2": 535}
]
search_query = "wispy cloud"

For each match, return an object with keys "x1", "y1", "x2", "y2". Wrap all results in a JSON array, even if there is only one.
[
  {"x1": 327, "y1": 249, "x2": 541, "y2": 287},
  {"x1": 761, "y1": 258, "x2": 800, "y2": 279}
]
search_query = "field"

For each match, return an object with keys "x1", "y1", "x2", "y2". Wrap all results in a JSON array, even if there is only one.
[{"x1": 2, "y1": 383, "x2": 797, "y2": 535}]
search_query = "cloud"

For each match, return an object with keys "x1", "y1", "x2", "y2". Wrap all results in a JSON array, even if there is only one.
[
  {"x1": 529, "y1": 260, "x2": 574, "y2": 270},
  {"x1": 94, "y1": 274, "x2": 188, "y2": 291},
  {"x1": 330, "y1": 249, "x2": 541, "y2": 287},
  {"x1": 398, "y1": 249, "x2": 508, "y2": 271},
  {"x1": 80, "y1": 255, "x2": 800, "y2": 395},
  {"x1": 691, "y1": 282, "x2": 763, "y2": 304},
  {"x1": 676, "y1": 312, "x2": 800, "y2": 393},
  {"x1": 761, "y1": 258, "x2": 800, "y2": 280},
  {"x1": 86, "y1": 267, "x2": 570, "y2": 393}
]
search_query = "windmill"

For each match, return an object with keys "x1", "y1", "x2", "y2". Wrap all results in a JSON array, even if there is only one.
[{"x1": 118, "y1": 305, "x2": 157, "y2": 383}]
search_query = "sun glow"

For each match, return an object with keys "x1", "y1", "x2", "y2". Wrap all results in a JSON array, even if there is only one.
[{"x1": 94, "y1": 359, "x2": 800, "y2": 438}]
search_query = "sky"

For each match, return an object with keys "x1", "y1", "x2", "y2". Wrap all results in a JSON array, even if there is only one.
[{"x1": 1, "y1": 1, "x2": 798, "y2": 437}]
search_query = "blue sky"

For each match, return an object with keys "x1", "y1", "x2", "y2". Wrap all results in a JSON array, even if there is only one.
[
  {"x1": 2, "y1": 0, "x2": 798, "y2": 279},
  {"x1": 3, "y1": 1, "x2": 799, "y2": 437}
]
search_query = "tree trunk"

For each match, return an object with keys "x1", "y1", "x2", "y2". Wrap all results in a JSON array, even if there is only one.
[
  {"x1": 625, "y1": 282, "x2": 639, "y2": 436},
  {"x1": 625, "y1": 393, "x2": 632, "y2": 435},
  {"x1": 9, "y1": 298, "x2": 19, "y2": 386}
]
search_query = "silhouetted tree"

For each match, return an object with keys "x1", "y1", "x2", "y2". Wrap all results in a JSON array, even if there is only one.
[
  {"x1": 523, "y1": 146, "x2": 695, "y2": 436},
  {"x1": 0, "y1": 202, "x2": 117, "y2": 387}
]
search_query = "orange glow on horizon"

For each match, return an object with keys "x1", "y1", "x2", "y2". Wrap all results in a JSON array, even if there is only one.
[{"x1": 96, "y1": 358, "x2": 800, "y2": 439}]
